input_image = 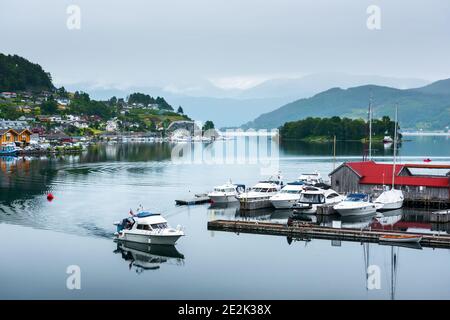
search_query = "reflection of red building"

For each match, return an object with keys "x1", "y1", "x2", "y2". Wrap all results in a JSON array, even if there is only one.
[{"x1": 370, "y1": 219, "x2": 432, "y2": 232}]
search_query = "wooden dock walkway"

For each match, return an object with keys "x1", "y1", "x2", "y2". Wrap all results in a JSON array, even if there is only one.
[{"x1": 207, "y1": 219, "x2": 450, "y2": 249}]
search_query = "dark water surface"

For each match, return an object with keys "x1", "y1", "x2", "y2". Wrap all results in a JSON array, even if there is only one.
[{"x1": 1, "y1": 136, "x2": 449, "y2": 299}]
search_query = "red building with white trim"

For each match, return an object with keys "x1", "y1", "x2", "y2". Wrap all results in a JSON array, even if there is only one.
[{"x1": 329, "y1": 161, "x2": 450, "y2": 205}]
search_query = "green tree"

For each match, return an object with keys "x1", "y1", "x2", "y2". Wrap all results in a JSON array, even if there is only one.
[
  {"x1": 202, "y1": 120, "x2": 215, "y2": 131},
  {"x1": 40, "y1": 97, "x2": 58, "y2": 114},
  {"x1": 177, "y1": 106, "x2": 184, "y2": 114}
]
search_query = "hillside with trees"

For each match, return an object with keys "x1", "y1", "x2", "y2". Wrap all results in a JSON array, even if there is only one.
[
  {"x1": 0, "y1": 54, "x2": 54, "y2": 92},
  {"x1": 127, "y1": 93, "x2": 173, "y2": 110}
]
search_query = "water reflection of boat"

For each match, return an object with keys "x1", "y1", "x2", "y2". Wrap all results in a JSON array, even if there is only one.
[
  {"x1": 379, "y1": 241, "x2": 422, "y2": 250},
  {"x1": 114, "y1": 241, "x2": 184, "y2": 273},
  {"x1": 371, "y1": 209, "x2": 403, "y2": 230},
  {"x1": 340, "y1": 214, "x2": 377, "y2": 229},
  {"x1": 207, "y1": 202, "x2": 240, "y2": 220}
]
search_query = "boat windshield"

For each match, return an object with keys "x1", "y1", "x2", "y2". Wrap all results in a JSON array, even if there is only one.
[
  {"x1": 281, "y1": 189, "x2": 302, "y2": 194},
  {"x1": 214, "y1": 187, "x2": 236, "y2": 192},
  {"x1": 345, "y1": 194, "x2": 368, "y2": 202},
  {"x1": 252, "y1": 187, "x2": 278, "y2": 192},
  {"x1": 299, "y1": 193, "x2": 325, "y2": 204}
]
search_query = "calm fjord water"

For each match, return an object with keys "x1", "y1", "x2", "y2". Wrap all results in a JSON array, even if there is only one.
[{"x1": 1, "y1": 136, "x2": 450, "y2": 299}]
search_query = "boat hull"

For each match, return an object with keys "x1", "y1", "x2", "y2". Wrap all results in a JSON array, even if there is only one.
[
  {"x1": 208, "y1": 195, "x2": 238, "y2": 203},
  {"x1": 335, "y1": 204, "x2": 379, "y2": 217},
  {"x1": 271, "y1": 198, "x2": 298, "y2": 209},
  {"x1": 239, "y1": 197, "x2": 273, "y2": 210},
  {"x1": 376, "y1": 200, "x2": 404, "y2": 211},
  {"x1": 118, "y1": 232, "x2": 183, "y2": 245}
]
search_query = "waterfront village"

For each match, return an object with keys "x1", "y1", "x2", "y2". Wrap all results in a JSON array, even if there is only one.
[{"x1": 0, "y1": 89, "x2": 218, "y2": 155}]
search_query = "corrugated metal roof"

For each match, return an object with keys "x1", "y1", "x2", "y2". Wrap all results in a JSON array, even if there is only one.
[{"x1": 344, "y1": 161, "x2": 450, "y2": 188}]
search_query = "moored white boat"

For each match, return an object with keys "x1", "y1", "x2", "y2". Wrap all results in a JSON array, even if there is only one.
[
  {"x1": 207, "y1": 181, "x2": 245, "y2": 203},
  {"x1": 375, "y1": 107, "x2": 404, "y2": 211},
  {"x1": 333, "y1": 193, "x2": 381, "y2": 216},
  {"x1": 297, "y1": 172, "x2": 323, "y2": 185},
  {"x1": 375, "y1": 189, "x2": 404, "y2": 210},
  {"x1": 269, "y1": 182, "x2": 306, "y2": 209},
  {"x1": 238, "y1": 175, "x2": 284, "y2": 210},
  {"x1": 293, "y1": 187, "x2": 344, "y2": 214},
  {"x1": 114, "y1": 211, "x2": 184, "y2": 245}
]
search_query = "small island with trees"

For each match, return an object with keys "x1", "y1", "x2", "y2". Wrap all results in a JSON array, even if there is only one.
[{"x1": 278, "y1": 116, "x2": 400, "y2": 142}]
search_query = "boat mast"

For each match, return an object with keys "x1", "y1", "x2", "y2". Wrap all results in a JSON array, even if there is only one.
[
  {"x1": 392, "y1": 105, "x2": 398, "y2": 189},
  {"x1": 368, "y1": 96, "x2": 373, "y2": 160},
  {"x1": 333, "y1": 135, "x2": 336, "y2": 170}
]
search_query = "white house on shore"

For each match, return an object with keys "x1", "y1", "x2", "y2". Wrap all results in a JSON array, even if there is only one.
[{"x1": 106, "y1": 119, "x2": 119, "y2": 132}]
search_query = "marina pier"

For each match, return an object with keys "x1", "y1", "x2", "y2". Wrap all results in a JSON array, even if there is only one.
[{"x1": 207, "y1": 219, "x2": 450, "y2": 249}]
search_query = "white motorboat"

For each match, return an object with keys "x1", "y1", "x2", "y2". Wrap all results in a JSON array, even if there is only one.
[
  {"x1": 114, "y1": 211, "x2": 184, "y2": 245},
  {"x1": 297, "y1": 172, "x2": 323, "y2": 185},
  {"x1": 293, "y1": 187, "x2": 344, "y2": 214},
  {"x1": 375, "y1": 188, "x2": 404, "y2": 210},
  {"x1": 238, "y1": 176, "x2": 284, "y2": 210},
  {"x1": 269, "y1": 182, "x2": 306, "y2": 209},
  {"x1": 333, "y1": 193, "x2": 381, "y2": 217},
  {"x1": 207, "y1": 181, "x2": 245, "y2": 203},
  {"x1": 374, "y1": 106, "x2": 404, "y2": 211}
]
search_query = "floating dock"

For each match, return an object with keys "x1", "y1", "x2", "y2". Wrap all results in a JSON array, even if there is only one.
[
  {"x1": 175, "y1": 194, "x2": 211, "y2": 205},
  {"x1": 207, "y1": 219, "x2": 450, "y2": 249}
]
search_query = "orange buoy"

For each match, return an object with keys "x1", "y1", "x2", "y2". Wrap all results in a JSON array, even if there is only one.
[{"x1": 47, "y1": 193, "x2": 54, "y2": 201}]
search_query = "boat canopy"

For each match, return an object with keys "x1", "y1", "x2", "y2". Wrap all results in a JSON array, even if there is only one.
[
  {"x1": 136, "y1": 211, "x2": 160, "y2": 218},
  {"x1": 346, "y1": 193, "x2": 369, "y2": 201},
  {"x1": 287, "y1": 181, "x2": 305, "y2": 186}
]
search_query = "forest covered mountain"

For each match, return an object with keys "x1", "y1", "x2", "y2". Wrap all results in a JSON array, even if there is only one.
[{"x1": 243, "y1": 80, "x2": 450, "y2": 130}]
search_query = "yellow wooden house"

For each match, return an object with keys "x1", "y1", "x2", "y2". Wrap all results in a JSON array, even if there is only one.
[
  {"x1": 0, "y1": 128, "x2": 19, "y2": 144},
  {"x1": 0, "y1": 128, "x2": 32, "y2": 145},
  {"x1": 18, "y1": 129, "x2": 32, "y2": 144}
]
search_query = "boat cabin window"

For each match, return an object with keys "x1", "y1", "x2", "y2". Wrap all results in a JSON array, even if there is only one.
[
  {"x1": 299, "y1": 193, "x2": 325, "y2": 204},
  {"x1": 252, "y1": 187, "x2": 277, "y2": 192},
  {"x1": 151, "y1": 223, "x2": 168, "y2": 229},
  {"x1": 137, "y1": 224, "x2": 151, "y2": 230},
  {"x1": 326, "y1": 193, "x2": 340, "y2": 199}
]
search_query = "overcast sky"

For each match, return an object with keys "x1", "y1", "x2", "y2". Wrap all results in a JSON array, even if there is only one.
[{"x1": 1, "y1": 0, "x2": 450, "y2": 93}]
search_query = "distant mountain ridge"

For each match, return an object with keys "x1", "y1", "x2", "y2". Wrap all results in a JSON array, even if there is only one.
[
  {"x1": 65, "y1": 73, "x2": 431, "y2": 128},
  {"x1": 243, "y1": 79, "x2": 450, "y2": 130}
]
